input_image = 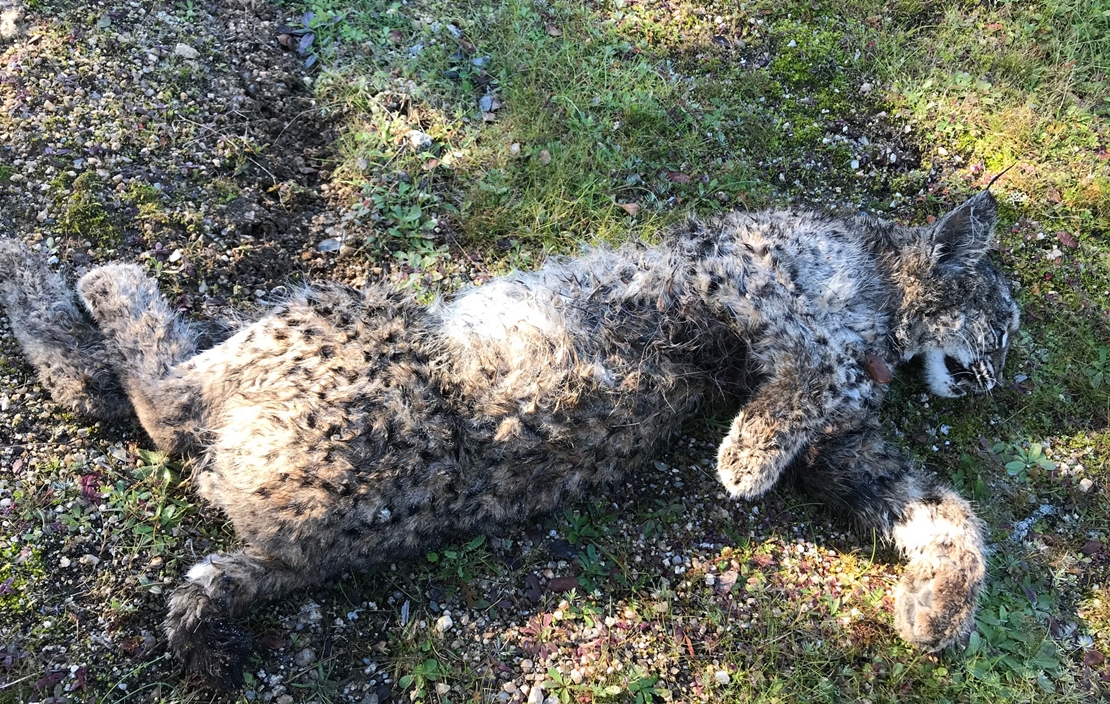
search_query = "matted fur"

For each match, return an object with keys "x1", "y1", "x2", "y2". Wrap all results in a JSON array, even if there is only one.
[{"x1": 0, "y1": 192, "x2": 1019, "y2": 688}]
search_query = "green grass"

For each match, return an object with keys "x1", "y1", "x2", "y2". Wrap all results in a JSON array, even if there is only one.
[{"x1": 308, "y1": 0, "x2": 914, "y2": 278}]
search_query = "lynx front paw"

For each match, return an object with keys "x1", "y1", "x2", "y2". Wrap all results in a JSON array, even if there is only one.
[
  {"x1": 890, "y1": 492, "x2": 986, "y2": 651},
  {"x1": 893, "y1": 554, "x2": 985, "y2": 651},
  {"x1": 716, "y1": 412, "x2": 802, "y2": 499},
  {"x1": 716, "y1": 435, "x2": 781, "y2": 499}
]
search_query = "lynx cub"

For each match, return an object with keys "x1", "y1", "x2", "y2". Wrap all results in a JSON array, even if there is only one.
[{"x1": 0, "y1": 192, "x2": 1018, "y2": 687}]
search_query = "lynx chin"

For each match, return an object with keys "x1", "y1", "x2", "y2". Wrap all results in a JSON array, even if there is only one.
[{"x1": 0, "y1": 191, "x2": 1018, "y2": 688}]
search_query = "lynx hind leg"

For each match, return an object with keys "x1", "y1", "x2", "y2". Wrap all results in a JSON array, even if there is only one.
[
  {"x1": 799, "y1": 424, "x2": 986, "y2": 651},
  {"x1": 0, "y1": 240, "x2": 131, "y2": 419},
  {"x1": 76, "y1": 264, "x2": 207, "y2": 451},
  {"x1": 167, "y1": 549, "x2": 313, "y2": 689},
  {"x1": 76, "y1": 264, "x2": 200, "y2": 381}
]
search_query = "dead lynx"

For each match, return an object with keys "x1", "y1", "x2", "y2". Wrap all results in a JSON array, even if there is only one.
[{"x1": 0, "y1": 191, "x2": 1018, "y2": 688}]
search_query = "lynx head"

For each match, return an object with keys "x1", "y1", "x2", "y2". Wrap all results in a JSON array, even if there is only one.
[{"x1": 895, "y1": 191, "x2": 1021, "y2": 398}]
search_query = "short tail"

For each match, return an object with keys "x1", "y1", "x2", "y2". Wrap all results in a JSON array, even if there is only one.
[
  {"x1": 166, "y1": 549, "x2": 316, "y2": 690},
  {"x1": 0, "y1": 239, "x2": 132, "y2": 419}
]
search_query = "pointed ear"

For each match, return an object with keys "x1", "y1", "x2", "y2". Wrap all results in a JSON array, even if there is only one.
[{"x1": 930, "y1": 191, "x2": 998, "y2": 272}]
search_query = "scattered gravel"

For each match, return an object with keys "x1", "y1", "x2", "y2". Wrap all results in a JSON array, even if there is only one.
[{"x1": 0, "y1": 0, "x2": 387, "y2": 308}]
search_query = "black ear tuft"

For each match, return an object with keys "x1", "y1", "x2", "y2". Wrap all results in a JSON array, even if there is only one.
[{"x1": 931, "y1": 191, "x2": 998, "y2": 273}]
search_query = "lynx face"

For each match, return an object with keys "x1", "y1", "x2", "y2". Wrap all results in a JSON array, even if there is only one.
[
  {"x1": 919, "y1": 261, "x2": 1021, "y2": 398},
  {"x1": 889, "y1": 190, "x2": 1020, "y2": 399}
]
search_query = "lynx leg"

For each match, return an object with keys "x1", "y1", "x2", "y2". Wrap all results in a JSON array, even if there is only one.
[
  {"x1": 716, "y1": 374, "x2": 816, "y2": 499},
  {"x1": 76, "y1": 264, "x2": 205, "y2": 452},
  {"x1": 76, "y1": 264, "x2": 200, "y2": 381},
  {"x1": 716, "y1": 335, "x2": 878, "y2": 499},
  {"x1": 167, "y1": 548, "x2": 317, "y2": 690},
  {"x1": 796, "y1": 422, "x2": 986, "y2": 651},
  {"x1": 0, "y1": 240, "x2": 131, "y2": 419}
]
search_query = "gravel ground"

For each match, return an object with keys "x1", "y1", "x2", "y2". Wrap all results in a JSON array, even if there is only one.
[{"x1": 0, "y1": 2, "x2": 1106, "y2": 703}]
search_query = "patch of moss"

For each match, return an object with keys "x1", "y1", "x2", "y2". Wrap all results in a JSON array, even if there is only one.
[
  {"x1": 0, "y1": 545, "x2": 44, "y2": 616},
  {"x1": 0, "y1": 164, "x2": 14, "y2": 184},
  {"x1": 212, "y1": 177, "x2": 241, "y2": 203},
  {"x1": 58, "y1": 172, "x2": 120, "y2": 246},
  {"x1": 123, "y1": 180, "x2": 160, "y2": 206},
  {"x1": 122, "y1": 181, "x2": 166, "y2": 226}
]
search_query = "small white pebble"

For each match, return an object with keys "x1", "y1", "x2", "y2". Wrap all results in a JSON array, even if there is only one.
[
  {"x1": 436, "y1": 613, "x2": 453, "y2": 633},
  {"x1": 174, "y1": 43, "x2": 199, "y2": 59},
  {"x1": 528, "y1": 684, "x2": 545, "y2": 704},
  {"x1": 294, "y1": 648, "x2": 316, "y2": 668}
]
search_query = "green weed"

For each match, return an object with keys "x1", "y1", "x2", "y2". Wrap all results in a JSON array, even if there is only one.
[
  {"x1": 425, "y1": 533, "x2": 496, "y2": 605},
  {"x1": 995, "y1": 441, "x2": 1058, "y2": 481},
  {"x1": 1085, "y1": 346, "x2": 1108, "y2": 390},
  {"x1": 397, "y1": 657, "x2": 442, "y2": 699}
]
